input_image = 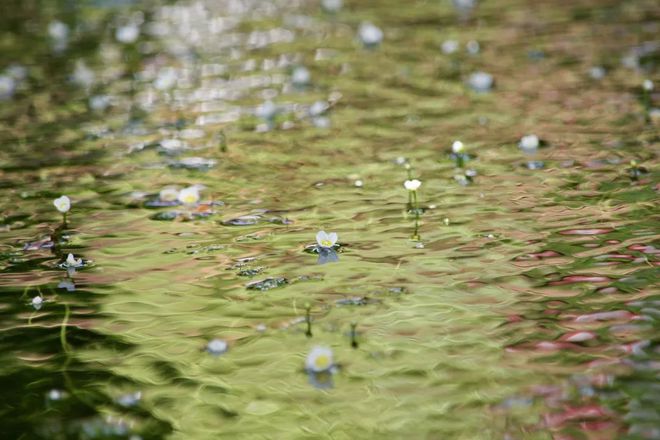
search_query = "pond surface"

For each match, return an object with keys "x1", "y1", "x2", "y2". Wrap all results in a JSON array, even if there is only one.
[{"x1": 0, "y1": 0, "x2": 658, "y2": 439}]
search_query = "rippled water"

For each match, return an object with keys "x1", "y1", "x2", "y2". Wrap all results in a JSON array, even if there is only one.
[{"x1": 1, "y1": 0, "x2": 658, "y2": 438}]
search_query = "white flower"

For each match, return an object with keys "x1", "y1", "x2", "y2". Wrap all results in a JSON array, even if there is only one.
[
  {"x1": 116, "y1": 24, "x2": 140, "y2": 44},
  {"x1": 643, "y1": 79, "x2": 654, "y2": 91},
  {"x1": 177, "y1": 186, "x2": 200, "y2": 205},
  {"x1": 72, "y1": 60, "x2": 95, "y2": 89},
  {"x1": 206, "y1": 338, "x2": 228, "y2": 355},
  {"x1": 0, "y1": 75, "x2": 16, "y2": 100},
  {"x1": 451, "y1": 140, "x2": 465, "y2": 154},
  {"x1": 159, "y1": 187, "x2": 179, "y2": 202},
  {"x1": 321, "y1": 0, "x2": 342, "y2": 12},
  {"x1": 116, "y1": 391, "x2": 142, "y2": 407},
  {"x1": 47, "y1": 389, "x2": 64, "y2": 401},
  {"x1": 466, "y1": 40, "x2": 480, "y2": 54},
  {"x1": 309, "y1": 101, "x2": 328, "y2": 117},
  {"x1": 305, "y1": 346, "x2": 334, "y2": 373},
  {"x1": 441, "y1": 39, "x2": 459, "y2": 54},
  {"x1": 66, "y1": 253, "x2": 83, "y2": 268},
  {"x1": 519, "y1": 134, "x2": 540, "y2": 152},
  {"x1": 404, "y1": 179, "x2": 422, "y2": 191},
  {"x1": 154, "y1": 67, "x2": 177, "y2": 90},
  {"x1": 291, "y1": 66, "x2": 311, "y2": 86},
  {"x1": 468, "y1": 71, "x2": 493, "y2": 92},
  {"x1": 316, "y1": 231, "x2": 338, "y2": 248},
  {"x1": 255, "y1": 100, "x2": 277, "y2": 120},
  {"x1": 53, "y1": 196, "x2": 71, "y2": 213},
  {"x1": 48, "y1": 21, "x2": 69, "y2": 41},
  {"x1": 358, "y1": 22, "x2": 383, "y2": 47},
  {"x1": 589, "y1": 66, "x2": 606, "y2": 80},
  {"x1": 32, "y1": 296, "x2": 43, "y2": 310}
]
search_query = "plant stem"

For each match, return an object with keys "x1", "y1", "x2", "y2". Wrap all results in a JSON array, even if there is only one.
[
  {"x1": 305, "y1": 303, "x2": 312, "y2": 338},
  {"x1": 350, "y1": 322, "x2": 358, "y2": 348}
]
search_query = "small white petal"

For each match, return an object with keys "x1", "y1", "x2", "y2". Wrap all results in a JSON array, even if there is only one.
[
  {"x1": 316, "y1": 230, "x2": 328, "y2": 245},
  {"x1": 159, "y1": 188, "x2": 179, "y2": 202}
]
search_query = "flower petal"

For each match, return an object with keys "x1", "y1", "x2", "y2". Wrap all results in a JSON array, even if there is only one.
[{"x1": 316, "y1": 230, "x2": 328, "y2": 246}]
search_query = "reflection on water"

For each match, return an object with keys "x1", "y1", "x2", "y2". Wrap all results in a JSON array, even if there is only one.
[{"x1": 0, "y1": 0, "x2": 658, "y2": 438}]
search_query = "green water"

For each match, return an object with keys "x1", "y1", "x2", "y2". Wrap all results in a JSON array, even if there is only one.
[{"x1": 0, "y1": 0, "x2": 658, "y2": 438}]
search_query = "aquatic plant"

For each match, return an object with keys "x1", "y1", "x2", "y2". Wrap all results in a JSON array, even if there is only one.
[
  {"x1": 404, "y1": 179, "x2": 421, "y2": 191},
  {"x1": 291, "y1": 66, "x2": 311, "y2": 88},
  {"x1": 116, "y1": 24, "x2": 140, "y2": 44},
  {"x1": 350, "y1": 322, "x2": 358, "y2": 348},
  {"x1": 442, "y1": 39, "x2": 459, "y2": 54},
  {"x1": 519, "y1": 134, "x2": 544, "y2": 169},
  {"x1": 451, "y1": 140, "x2": 467, "y2": 168},
  {"x1": 305, "y1": 346, "x2": 334, "y2": 373},
  {"x1": 206, "y1": 338, "x2": 228, "y2": 356},
  {"x1": 53, "y1": 195, "x2": 71, "y2": 224},
  {"x1": 468, "y1": 71, "x2": 493, "y2": 92},
  {"x1": 642, "y1": 79, "x2": 654, "y2": 120},
  {"x1": 0, "y1": 74, "x2": 16, "y2": 100},
  {"x1": 177, "y1": 186, "x2": 200, "y2": 205},
  {"x1": 358, "y1": 22, "x2": 383, "y2": 48},
  {"x1": 31, "y1": 296, "x2": 43, "y2": 310},
  {"x1": 316, "y1": 231, "x2": 338, "y2": 249},
  {"x1": 305, "y1": 302, "x2": 313, "y2": 337},
  {"x1": 64, "y1": 253, "x2": 83, "y2": 268},
  {"x1": 159, "y1": 187, "x2": 180, "y2": 203},
  {"x1": 321, "y1": 0, "x2": 342, "y2": 13},
  {"x1": 519, "y1": 134, "x2": 539, "y2": 153}
]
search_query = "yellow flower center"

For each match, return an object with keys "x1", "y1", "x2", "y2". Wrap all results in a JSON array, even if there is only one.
[
  {"x1": 182, "y1": 194, "x2": 197, "y2": 204},
  {"x1": 314, "y1": 355, "x2": 330, "y2": 370},
  {"x1": 320, "y1": 239, "x2": 333, "y2": 247}
]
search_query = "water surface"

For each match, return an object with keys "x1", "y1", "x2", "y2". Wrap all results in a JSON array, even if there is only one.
[{"x1": 0, "y1": 0, "x2": 658, "y2": 438}]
